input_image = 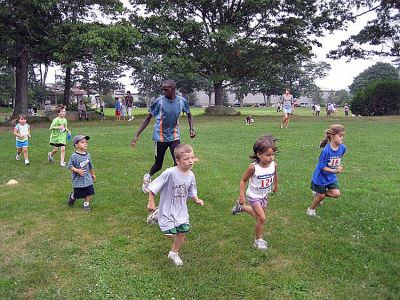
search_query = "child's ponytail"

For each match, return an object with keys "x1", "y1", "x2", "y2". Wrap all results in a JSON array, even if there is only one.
[{"x1": 320, "y1": 124, "x2": 345, "y2": 148}]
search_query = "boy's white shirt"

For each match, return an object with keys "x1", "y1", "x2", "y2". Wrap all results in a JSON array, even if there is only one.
[{"x1": 148, "y1": 166, "x2": 197, "y2": 232}]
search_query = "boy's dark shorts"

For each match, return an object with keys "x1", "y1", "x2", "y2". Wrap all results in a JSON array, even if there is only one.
[
  {"x1": 311, "y1": 181, "x2": 339, "y2": 194},
  {"x1": 50, "y1": 143, "x2": 66, "y2": 147},
  {"x1": 162, "y1": 224, "x2": 190, "y2": 236},
  {"x1": 73, "y1": 185, "x2": 95, "y2": 199}
]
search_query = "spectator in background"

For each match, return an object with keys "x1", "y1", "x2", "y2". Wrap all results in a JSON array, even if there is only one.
[
  {"x1": 344, "y1": 103, "x2": 350, "y2": 117},
  {"x1": 315, "y1": 103, "x2": 321, "y2": 116},
  {"x1": 78, "y1": 100, "x2": 89, "y2": 121},
  {"x1": 126, "y1": 91, "x2": 134, "y2": 121}
]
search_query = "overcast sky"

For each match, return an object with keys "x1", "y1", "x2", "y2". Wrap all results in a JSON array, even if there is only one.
[{"x1": 312, "y1": 13, "x2": 393, "y2": 91}]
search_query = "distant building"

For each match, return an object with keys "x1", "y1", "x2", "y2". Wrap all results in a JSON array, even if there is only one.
[{"x1": 192, "y1": 90, "x2": 313, "y2": 107}]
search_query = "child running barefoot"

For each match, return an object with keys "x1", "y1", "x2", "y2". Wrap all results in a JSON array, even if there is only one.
[
  {"x1": 147, "y1": 144, "x2": 204, "y2": 266},
  {"x1": 14, "y1": 114, "x2": 31, "y2": 165},
  {"x1": 306, "y1": 124, "x2": 346, "y2": 218},
  {"x1": 48, "y1": 105, "x2": 71, "y2": 167},
  {"x1": 232, "y1": 135, "x2": 278, "y2": 250}
]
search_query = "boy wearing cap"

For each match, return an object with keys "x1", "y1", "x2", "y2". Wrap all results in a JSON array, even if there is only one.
[{"x1": 67, "y1": 135, "x2": 96, "y2": 211}]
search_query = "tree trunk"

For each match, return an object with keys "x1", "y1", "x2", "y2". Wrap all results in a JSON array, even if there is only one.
[
  {"x1": 63, "y1": 66, "x2": 72, "y2": 108},
  {"x1": 214, "y1": 81, "x2": 224, "y2": 106},
  {"x1": 262, "y1": 93, "x2": 267, "y2": 106},
  {"x1": 267, "y1": 94, "x2": 271, "y2": 106},
  {"x1": 14, "y1": 38, "x2": 29, "y2": 117}
]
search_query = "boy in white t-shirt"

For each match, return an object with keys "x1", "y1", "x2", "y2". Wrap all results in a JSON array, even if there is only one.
[
  {"x1": 147, "y1": 144, "x2": 204, "y2": 266},
  {"x1": 13, "y1": 114, "x2": 31, "y2": 165}
]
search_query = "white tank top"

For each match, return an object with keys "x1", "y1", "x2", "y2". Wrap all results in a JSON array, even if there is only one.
[{"x1": 246, "y1": 161, "x2": 276, "y2": 199}]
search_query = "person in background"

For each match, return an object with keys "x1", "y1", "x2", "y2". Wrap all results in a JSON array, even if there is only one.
[
  {"x1": 48, "y1": 104, "x2": 71, "y2": 167},
  {"x1": 280, "y1": 89, "x2": 294, "y2": 129},
  {"x1": 14, "y1": 114, "x2": 31, "y2": 165},
  {"x1": 126, "y1": 91, "x2": 134, "y2": 121}
]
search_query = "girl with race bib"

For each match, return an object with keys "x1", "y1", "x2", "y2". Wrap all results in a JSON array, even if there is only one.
[
  {"x1": 231, "y1": 134, "x2": 278, "y2": 250},
  {"x1": 306, "y1": 124, "x2": 346, "y2": 218}
]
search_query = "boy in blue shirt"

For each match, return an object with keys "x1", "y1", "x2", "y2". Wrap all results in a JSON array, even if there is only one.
[{"x1": 67, "y1": 135, "x2": 96, "y2": 211}]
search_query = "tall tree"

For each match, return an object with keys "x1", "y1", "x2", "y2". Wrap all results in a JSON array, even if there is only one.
[
  {"x1": 130, "y1": 0, "x2": 345, "y2": 106},
  {"x1": 349, "y1": 62, "x2": 399, "y2": 94},
  {"x1": 0, "y1": 0, "x2": 60, "y2": 116},
  {"x1": 50, "y1": 1, "x2": 134, "y2": 107}
]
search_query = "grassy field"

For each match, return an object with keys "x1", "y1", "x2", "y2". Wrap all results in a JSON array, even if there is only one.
[{"x1": 0, "y1": 108, "x2": 399, "y2": 299}]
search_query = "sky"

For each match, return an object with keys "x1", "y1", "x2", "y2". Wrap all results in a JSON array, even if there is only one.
[
  {"x1": 46, "y1": 4, "x2": 394, "y2": 92},
  {"x1": 312, "y1": 13, "x2": 393, "y2": 91}
]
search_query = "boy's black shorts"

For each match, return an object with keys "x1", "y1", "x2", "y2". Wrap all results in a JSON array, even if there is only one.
[{"x1": 73, "y1": 185, "x2": 95, "y2": 199}]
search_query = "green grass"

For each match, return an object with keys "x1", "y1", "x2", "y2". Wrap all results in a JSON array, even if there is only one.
[{"x1": 1, "y1": 109, "x2": 399, "y2": 299}]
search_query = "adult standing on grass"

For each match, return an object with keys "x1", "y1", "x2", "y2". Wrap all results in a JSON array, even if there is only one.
[
  {"x1": 125, "y1": 91, "x2": 134, "y2": 121},
  {"x1": 306, "y1": 124, "x2": 346, "y2": 218},
  {"x1": 130, "y1": 79, "x2": 196, "y2": 193},
  {"x1": 315, "y1": 103, "x2": 321, "y2": 116},
  {"x1": 280, "y1": 88, "x2": 294, "y2": 129}
]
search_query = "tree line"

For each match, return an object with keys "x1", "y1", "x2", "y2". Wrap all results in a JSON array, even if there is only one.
[{"x1": 0, "y1": 0, "x2": 398, "y2": 117}]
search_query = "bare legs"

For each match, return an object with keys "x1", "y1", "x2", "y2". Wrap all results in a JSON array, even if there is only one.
[
  {"x1": 49, "y1": 145, "x2": 66, "y2": 164},
  {"x1": 281, "y1": 113, "x2": 290, "y2": 128},
  {"x1": 241, "y1": 204, "x2": 266, "y2": 239}
]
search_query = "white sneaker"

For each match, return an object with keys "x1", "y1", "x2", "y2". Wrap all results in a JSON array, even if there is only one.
[
  {"x1": 306, "y1": 207, "x2": 318, "y2": 218},
  {"x1": 60, "y1": 162, "x2": 66, "y2": 167},
  {"x1": 25, "y1": 160, "x2": 30, "y2": 165},
  {"x1": 254, "y1": 239, "x2": 268, "y2": 250},
  {"x1": 142, "y1": 173, "x2": 151, "y2": 193},
  {"x1": 16, "y1": 154, "x2": 20, "y2": 161},
  {"x1": 168, "y1": 251, "x2": 183, "y2": 266},
  {"x1": 48, "y1": 152, "x2": 54, "y2": 163}
]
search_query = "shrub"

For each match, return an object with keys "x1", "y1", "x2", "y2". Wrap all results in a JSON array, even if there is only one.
[
  {"x1": 204, "y1": 105, "x2": 240, "y2": 116},
  {"x1": 350, "y1": 80, "x2": 400, "y2": 116}
]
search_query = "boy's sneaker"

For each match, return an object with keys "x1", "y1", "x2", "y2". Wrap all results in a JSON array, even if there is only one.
[
  {"x1": 168, "y1": 251, "x2": 183, "y2": 266},
  {"x1": 60, "y1": 162, "x2": 66, "y2": 167},
  {"x1": 231, "y1": 201, "x2": 243, "y2": 215},
  {"x1": 83, "y1": 205, "x2": 91, "y2": 212},
  {"x1": 142, "y1": 173, "x2": 151, "y2": 193},
  {"x1": 16, "y1": 154, "x2": 21, "y2": 161},
  {"x1": 254, "y1": 239, "x2": 268, "y2": 250},
  {"x1": 24, "y1": 160, "x2": 30, "y2": 165},
  {"x1": 47, "y1": 152, "x2": 54, "y2": 163},
  {"x1": 67, "y1": 193, "x2": 76, "y2": 207},
  {"x1": 306, "y1": 207, "x2": 318, "y2": 218}
]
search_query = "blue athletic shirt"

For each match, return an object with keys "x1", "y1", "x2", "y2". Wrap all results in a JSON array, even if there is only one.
[
  {"x1": 312, "y1": 143, "x2": 346, "y2": 186},
  {"x1": 149, "y1": 95, "x2": 190, "y2": 142}
]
